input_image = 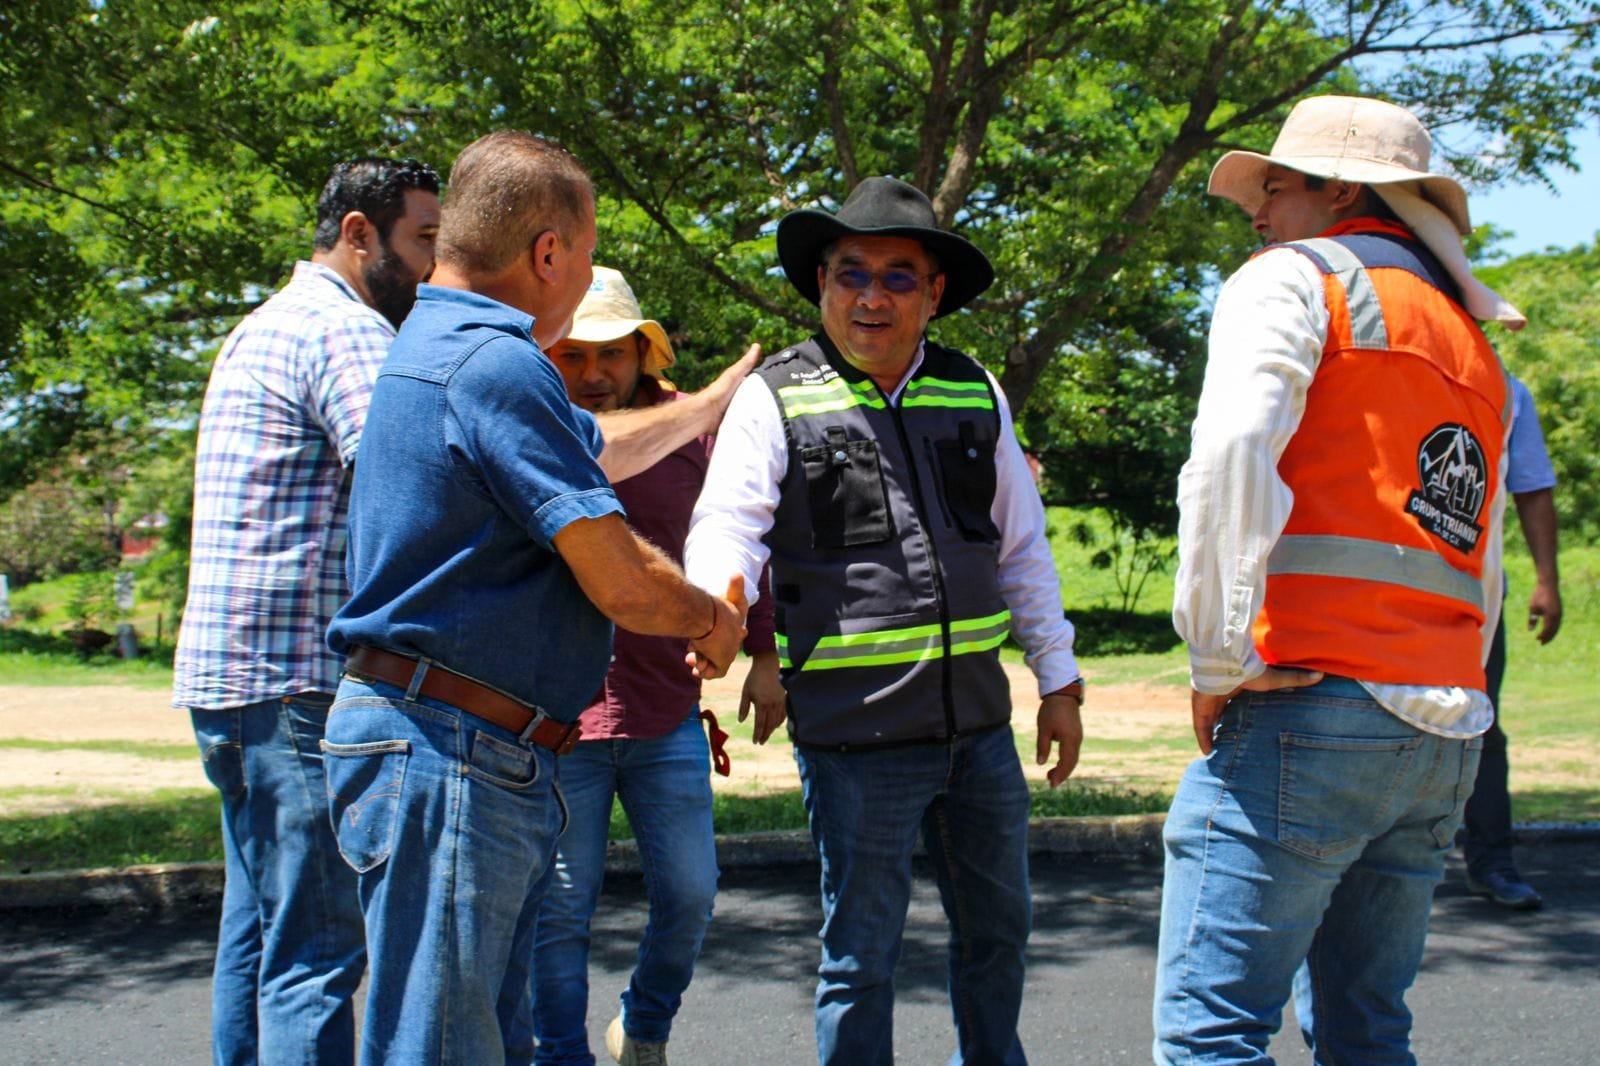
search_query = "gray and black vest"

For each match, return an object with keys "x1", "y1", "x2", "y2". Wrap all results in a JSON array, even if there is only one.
[{"x1": 756, "y1": 333, "x2": 1012, "y2": 749}]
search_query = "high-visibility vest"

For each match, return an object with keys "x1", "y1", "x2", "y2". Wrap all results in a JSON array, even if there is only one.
[
  {"x1": 755, "y1": 334, "x2": 1012, "y2": 749},
  {"x1": 1254, "y1": 219, "x2": 1509, "y2": 689}
]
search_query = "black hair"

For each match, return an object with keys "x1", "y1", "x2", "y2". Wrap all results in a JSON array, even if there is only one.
[{"x1": 312, "y1": 157, "x2": 441, "y2": 250}]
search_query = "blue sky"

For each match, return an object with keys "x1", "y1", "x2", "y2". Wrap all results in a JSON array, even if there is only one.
[{"x1": 1472, "y1": 125, "x2": 1599, "y2": 260}]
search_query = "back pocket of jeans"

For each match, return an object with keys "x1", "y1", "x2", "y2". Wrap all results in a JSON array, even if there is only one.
[
  {"x1": 1277, "y1": 732, "x2": 1418, "y2": 861},
  {"x1": 322, "y1": 739, "x2": 410, "y2": 873}
]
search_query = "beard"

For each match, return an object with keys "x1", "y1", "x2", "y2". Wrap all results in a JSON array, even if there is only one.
[{"x1": 365, "y1": 240, "x2": 426, "y2": 328}]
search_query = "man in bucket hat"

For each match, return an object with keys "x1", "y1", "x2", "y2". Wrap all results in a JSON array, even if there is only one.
[
  {"x1": 1156, "y1": 95, "x2": 1527, "y2": 1063},
  {"x1": 684, "y1": 176, "x2": 1084, "y2": 1064},
  {"x1": 531, "y1": 267, "x2": 782, "y2": 1066}
]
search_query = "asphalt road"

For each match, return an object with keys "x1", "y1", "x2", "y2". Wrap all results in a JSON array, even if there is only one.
[{"x1": 2, "y1": 837, "x2": 1597, "y2": 1064}]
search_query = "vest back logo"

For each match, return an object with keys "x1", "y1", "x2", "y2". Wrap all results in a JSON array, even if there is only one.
[{"x1": 1405, "y1": 423, "x2": 1486, "y2": 552}]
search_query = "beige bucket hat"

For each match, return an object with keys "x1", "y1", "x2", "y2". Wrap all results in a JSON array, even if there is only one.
[
  {"x1": 1208, "y1": 95, "x2": 1471, "y2": 234},
  {"x1": 1210, "y1": 95, "x2": 1525, "y2": 330},
  {"x1": 565, "y1": 266, "x2": 676, "y2": 376}
]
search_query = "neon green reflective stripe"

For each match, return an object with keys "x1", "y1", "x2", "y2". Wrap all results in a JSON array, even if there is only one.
[
  {"x1": 776, "y1": 378, "x2": 885, "y2": 417},
  {"x1": 775, "y1": 632, "x2": 791, "y2": 672},
  {"x1": 900, "y1": 378, "x2": 995, "y2": 410},
  {"x1": 786, "y1": 610, "x2": 1011, "y2": 672}
]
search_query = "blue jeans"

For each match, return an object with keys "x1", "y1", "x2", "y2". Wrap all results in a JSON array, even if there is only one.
[
  {"x1": 1153, "y1": 676, "x2": 1482, "y2": 1065},
  {"x1": 189, "y1": 694, "x2": 366, "y2": 1066},
  {"x1": 323, "y1": 675, "x2": 567, "y2": 1066},
  {"x1": 531, "y1": 710, "x2": 719, "y2": 1064},
  {"x1": 796, "y1": 724, "x2": 1032, "y2": 1066}
]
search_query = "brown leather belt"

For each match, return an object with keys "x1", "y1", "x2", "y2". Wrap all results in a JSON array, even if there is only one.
[{"x1": 344, "y1": 646, "x2": 582, "y2": 755}]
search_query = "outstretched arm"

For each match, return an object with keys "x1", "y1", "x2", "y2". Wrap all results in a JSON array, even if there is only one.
[
  {"x1": 553, "y1": 513, "x2": 746, "y2": 678},
  {"x1": 595, "y1": 344, "x2": 760, "y2": 481}
]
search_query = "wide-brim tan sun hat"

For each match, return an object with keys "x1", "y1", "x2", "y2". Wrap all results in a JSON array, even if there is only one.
[
  {"x1": 565, "y1": 266, "x2": 676, "y2": 376},
  {"x1": 1208, "y1": 95, "x2": 1472, "y2": 235}
]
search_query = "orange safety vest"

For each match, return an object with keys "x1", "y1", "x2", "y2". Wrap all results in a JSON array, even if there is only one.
[{"x1": 1252, "y1": 218, "x2": 1509, "y2": 690}]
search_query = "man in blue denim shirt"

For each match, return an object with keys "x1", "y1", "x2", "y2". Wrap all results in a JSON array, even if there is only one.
[{"x1": 325, "y1": 131, "x2": 749, "y2": 1065}]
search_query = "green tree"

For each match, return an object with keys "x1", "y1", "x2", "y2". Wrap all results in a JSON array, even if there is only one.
[
  {"x1": 376, "y1": 0, "x2": 1596, "y2": 534},
  {"x1": 0, "y1": 478, "x2": 120, "y2": 586},
  {"x1": 3, "y1": 0, "x2": 1597, "y2": 555},
  {"x1": 1478, "y1": 239, "x2": 1600, "y2": 538}
]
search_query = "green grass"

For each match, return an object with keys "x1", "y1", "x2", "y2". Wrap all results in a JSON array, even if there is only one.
[
  {"x1": 1, "y1": 518, "x2": 1592, "y2": 872},
  {"x1": 0, "y1": 791, "x2": 223, "y2": 874},
  {"x1": 0, "y1": 737, "x2": 195, "y2": 760},
  {"x1": 0, "y1": 627, "x2": 176, "y2": 688},
  {"x1": 0, "y1": 782, "x2": 1170, "y2": 874},
  {"x1": 7, "y1": 567, "x2": 178, "y2": 641}
]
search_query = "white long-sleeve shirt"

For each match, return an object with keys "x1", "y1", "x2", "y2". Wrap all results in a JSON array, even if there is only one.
[
  {"x1": 685, "y1": 342, "x2": 1080, "y2": 697},
  {"x1": 1173, "y1": 247, "x2": 1503, "y2": 738}
]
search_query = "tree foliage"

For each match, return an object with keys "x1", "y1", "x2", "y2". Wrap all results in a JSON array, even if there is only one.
[
  {"x1": 3, "y1": 0, "x2": 1597, "y2": 560},
  {"x1": 1479, "y1": 239, "x2": 1600, "y2": 539}
]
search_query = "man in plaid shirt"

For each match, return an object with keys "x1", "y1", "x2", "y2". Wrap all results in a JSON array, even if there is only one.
[{"x1": 174, "y1": 157, "x2": 440, "y2": 1066}]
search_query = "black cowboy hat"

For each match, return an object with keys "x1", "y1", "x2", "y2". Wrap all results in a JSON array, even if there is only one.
[{"x1": 776, "y1": 176, "x2": 995, "y2": 318}]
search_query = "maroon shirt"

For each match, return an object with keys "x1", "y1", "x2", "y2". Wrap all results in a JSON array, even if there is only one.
[{"x1": 578, "y1": 379, "x2": 776, "y2": 740}]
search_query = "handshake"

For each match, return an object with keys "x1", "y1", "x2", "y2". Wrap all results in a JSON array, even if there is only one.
[{"x1": 686, "y1": 575, "x2": 748, "y2": 681}]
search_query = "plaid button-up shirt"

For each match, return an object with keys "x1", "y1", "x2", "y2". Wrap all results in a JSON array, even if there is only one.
[{"x1": 173, "y1": 261, "x2": 394, "y2": 710}]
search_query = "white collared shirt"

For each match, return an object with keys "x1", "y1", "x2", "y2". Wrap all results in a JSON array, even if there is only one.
[
  {"x1": 685, "y1": 342, "x2": 1080, "y2": 697},
  {"x1": 1173, "y1": 247, "x2": 1503, "y2": 738}
]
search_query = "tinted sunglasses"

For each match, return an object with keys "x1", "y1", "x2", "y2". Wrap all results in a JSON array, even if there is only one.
[{"x1": 828, "y1": 267, "x2": 937, "y2": 294}]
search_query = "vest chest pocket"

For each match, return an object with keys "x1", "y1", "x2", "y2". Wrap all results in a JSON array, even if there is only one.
[
  {"x1": 934, "y1": 422, "x2": 1000, "y2": 543},
  {"x1": 799, "y1": 427, "x2": 893, "y2": 549}
]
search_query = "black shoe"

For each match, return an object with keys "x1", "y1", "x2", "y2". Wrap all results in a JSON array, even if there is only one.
[{"x1": 1466, "y1": 869, "x2": 1544, "y2": 911}]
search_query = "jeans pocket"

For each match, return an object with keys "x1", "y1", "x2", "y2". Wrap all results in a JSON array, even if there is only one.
[
  {"x1": 197, "y1": 736, "x2": 246, "y2": 799},
  {"x1": 322, "y1": 739, "x2": 410, "y2": 873},
  {"x1": 1430, "y1": 736, "x2": 1485, "y2": 847},
  {"x1": 465, "y1": 729, "x2": 543, "y2": 792},
  {"x1": 1277, "y1": 731, "x2": 1419, "y2": 861}
]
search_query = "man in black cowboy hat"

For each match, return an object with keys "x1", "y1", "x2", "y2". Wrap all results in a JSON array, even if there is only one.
[{"x1": 685, "y1": 176, "x2": 1084, "y2": 1064}]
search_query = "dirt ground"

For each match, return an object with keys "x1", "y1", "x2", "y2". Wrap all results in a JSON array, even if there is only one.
[{"x1": 0, "y1": 663, "x2": 1195, "y2": 815}]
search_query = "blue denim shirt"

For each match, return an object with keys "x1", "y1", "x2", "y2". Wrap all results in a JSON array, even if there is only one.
[{"x1": 328, "y1": 284, "x2": 623, "y2": 720}]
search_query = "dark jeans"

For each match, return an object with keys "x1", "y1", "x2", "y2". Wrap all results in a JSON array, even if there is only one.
[{"x1": 1461, "y1": 613, "x2": 1514, "y2": 878}]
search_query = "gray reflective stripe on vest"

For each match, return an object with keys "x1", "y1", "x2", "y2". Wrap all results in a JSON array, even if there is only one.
[
  {"x1": 1268, "y1": 534, "x2": 1484, "y2": 611},
  {"x1": 776, "y1": 610, "x2": 1012, "y2": 672},
  {"x1": 1294, "y1": 238, "x2": 1389, "y2": 350}
]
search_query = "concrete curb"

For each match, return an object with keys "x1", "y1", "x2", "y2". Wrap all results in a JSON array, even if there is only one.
[{"x1": 6, "y1": 815, "x2": 1598, "y2": 914}]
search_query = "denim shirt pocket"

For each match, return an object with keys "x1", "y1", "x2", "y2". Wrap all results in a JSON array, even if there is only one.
[{"x1": 322, "y1": 738, "x2": 410, "y2": 873}]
